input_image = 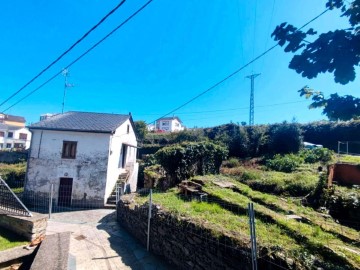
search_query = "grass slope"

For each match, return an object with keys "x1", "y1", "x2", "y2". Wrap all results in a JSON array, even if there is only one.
[{"x1": 0, "y1": 227, "x2": 28, "y2": 251}]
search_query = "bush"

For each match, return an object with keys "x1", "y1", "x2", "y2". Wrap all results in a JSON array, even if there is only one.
[
  {"x1": 300, "y1": 148, "x2": 334, "y2": 164},
  {"x1": 0, "y1": 162, "x2": 26, "y2": 187},
  {"x1": 266, "y1": 154, "x2": 303, "y2": 172},
  {"x1": 155, "y1": 141, "x2": 228, "y2": 185},
  {"x1": 222, "y1": 158, "x2": 241, "y2": 168},
  {"x1": 268, "y1": 122, "x2": 303, "y2": 154}
]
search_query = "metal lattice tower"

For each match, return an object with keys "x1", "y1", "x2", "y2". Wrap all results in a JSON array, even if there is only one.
[{"x1": 246, "y1": 73, "x2": 260, "y2": 125}]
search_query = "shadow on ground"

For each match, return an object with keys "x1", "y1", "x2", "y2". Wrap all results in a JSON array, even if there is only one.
[{"x1": 97, "y1": 211, "x2": 173, "y2": 270}]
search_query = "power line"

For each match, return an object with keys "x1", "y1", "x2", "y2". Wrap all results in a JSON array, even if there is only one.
[
  {"x1": 0, "y1": 0, "x2": 127, "y2": 109},
  {"x1": 149, "y1": 8, "x2": 329, "y2": 124},
  {"x1": 2, "y1": 0, "x2": 154, "y2": 113},
  {"x1": 135, "y1": 100, "x2": 309, "y2": 117}
]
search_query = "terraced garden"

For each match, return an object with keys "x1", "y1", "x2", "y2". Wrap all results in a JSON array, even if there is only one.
[{"x1": 134, "y1": 174, "x2": 360, "y2": 269}]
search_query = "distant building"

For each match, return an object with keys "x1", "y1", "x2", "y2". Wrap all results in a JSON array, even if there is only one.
[
  {"x1": 0, "y1": 114, "x2": 31, "y2": 150},
  {"x1": 155, "y1": 117, "x2": 184, "y2": 132},
  {"x1": 40, "y1": 113, "x2": 55, "y2": 121},
  {"x1": 0, "y1": 113, "x2": 26, "y2": 127},
  {"x1": 146, "y1": 124, "x2": 155, "y2": 132}
]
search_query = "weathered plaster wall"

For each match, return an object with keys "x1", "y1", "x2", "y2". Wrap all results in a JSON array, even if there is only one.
[
  {"x1": 0, "y1": 213, "x2": 47, "y2": 241},
  {"x1": 105, "y1": 119, "x2": 138, "y2": 198},
  {"x1": 26, "y1": 130, "x2": 110, "y2": 206}
]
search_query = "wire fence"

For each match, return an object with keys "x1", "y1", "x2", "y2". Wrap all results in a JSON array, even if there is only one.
[
  {"x1": 1, "y1": 180, "x2": 121, "y2": 216},
  {"x1": 337, "y1": 141, "x2": 360, "y2": 157}
]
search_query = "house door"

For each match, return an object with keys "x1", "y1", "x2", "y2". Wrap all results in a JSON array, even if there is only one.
[
  {"x1": 58, "y1": 178, "x2": 73, "y2": 207},
  {"x1": 120, "y1": 145, "x2": 128, "y2": 168}
]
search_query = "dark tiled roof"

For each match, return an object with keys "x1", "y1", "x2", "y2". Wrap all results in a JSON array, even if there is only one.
[
  {"x1": 0, "y1": 114, "x2": 26, "y2": 123},
  {"x1": 29, "y1": 111, "x2": 130, "y2": 133}
]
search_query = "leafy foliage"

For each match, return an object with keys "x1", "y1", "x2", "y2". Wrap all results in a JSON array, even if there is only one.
[
  {"x1": 222, "y1": 157, "x2": 241, "y2": 168},
  {"x1": 268, "y1": 122, "x2": 303, "y2": 154},
  {"x1": 155, "y1": 141, "x2": 228, "y2": 185},
  {"x1": 299, "y1": 87, "x2": 360, "y2": 121},
  {"x1": 0, "y1": 162, "x2": 26, "y2": 187},
  {"x1": 328, "y1": 186, "x2": 360, "y2": 224},
  {"x1": 272, "y1": 0, "x2": 360, "y2": 84},
  {"x1": 300, "y1": 148, "x2": 334, "y2": 163},
  {"x1": 134, "y1": 121, "x2": 148, "y2": 141},
  {"x1": 266, "y1": 153, "x2": 303, "y2": 172},
  {"x1": 301, "y1": 120, "x2": 360, "y2": 151}
]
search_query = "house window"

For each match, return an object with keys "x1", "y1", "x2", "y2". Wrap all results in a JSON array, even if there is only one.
[
  {"x1": 7, "y1": 132, "x2": 13, "y2": 138},
  {"x1": 127, "y1": 124, "x2": 130, "y2": 134},
  {"x1": 14, "y1": 143, "x2": 24, "y2": 149},
  {"x1": 19, "y1": 133, "x2": 27, "y2": 140},
  {"x1": 0, "y1": 131, "x2": 4, "y2": 137},
  {"x1": 0, "y1": 143, "x2": 3, "y2": 149},
  {"x1": 161, "y1": 121, "x2": 169, "y2": 126},
  {"x1": 175, "y1": 123, "x2": 180, "y2": 127},
  {"x1": 6, "y1": 143, "x2": 11, "y2": 148},
  {"x1": 62, "y1": 141, "x2": 77, "y2": 159}
]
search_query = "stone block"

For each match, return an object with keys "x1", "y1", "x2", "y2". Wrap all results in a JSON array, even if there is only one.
[{"x1": 0, "y1": 213, "x2": 47, "y2": 241}]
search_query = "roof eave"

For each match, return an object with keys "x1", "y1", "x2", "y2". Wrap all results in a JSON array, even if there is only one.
[{"x1": 28, "y1": 127, "x2": 112, "y2": 134}]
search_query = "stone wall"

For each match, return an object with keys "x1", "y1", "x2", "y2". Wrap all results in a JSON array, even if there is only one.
[
  {"x1": 117, "y1": 195, "x2": 254, "y2": 270},
  {"x1": 0, "y1": 213, "x2": 47, "y2": 241}
]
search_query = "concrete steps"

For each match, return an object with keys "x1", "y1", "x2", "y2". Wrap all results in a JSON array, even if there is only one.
[{"x1": 106, "y1": 171, "x2": 129, "y2": 206}]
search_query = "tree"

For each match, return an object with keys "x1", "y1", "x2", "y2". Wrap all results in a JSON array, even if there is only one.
[
  {"x1": 134, "y1": 121, "x2": 148, "y2": 142},
  {"x1": 272, "y1": 0, "x2": 360, "y2": 85},
  {"x1": 272, "y1": 0, "x2": 360, "y2": 120},
  {"x1": 299, "y1": 86, "x2": 360, "y2": 120}
]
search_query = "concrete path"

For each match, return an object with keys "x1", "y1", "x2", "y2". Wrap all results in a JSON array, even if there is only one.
[{"x1": 46, "y1": 209, "x2": 171, "y2": 270}]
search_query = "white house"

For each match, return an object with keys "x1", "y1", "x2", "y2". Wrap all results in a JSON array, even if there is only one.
[
  {"x1": 155, "y1": 117, "x2": 184, "y2": 132},
  {"x1": 0, "y1": 114, "x2": 31, "y2": 150},
  {"x1": 25, "y1": 111, "x2": 138, "y2": 207}
]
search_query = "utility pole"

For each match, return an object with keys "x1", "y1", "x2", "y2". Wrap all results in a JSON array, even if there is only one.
[
  {"x1": 245, "y1": 73, "x2": 260, "y2": 125},
  {"x1": 61, "y1": 69, "x2": 74, "y2": 114}
]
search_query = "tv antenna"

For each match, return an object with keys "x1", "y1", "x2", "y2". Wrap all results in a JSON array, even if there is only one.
[{"x1": 61, "y1": 69, "x2": 74, "y2": 114}]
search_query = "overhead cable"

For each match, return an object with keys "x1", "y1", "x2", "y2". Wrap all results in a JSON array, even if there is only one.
[
  {"x1": 0, "y1": 0, "x2": 127, "y2": 109},
  {"x1": 2, "y1": 0, "x2": 153, "y2": 113}
]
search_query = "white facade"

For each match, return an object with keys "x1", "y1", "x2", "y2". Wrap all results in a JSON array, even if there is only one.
[
  {"x1": 0, "y1": 125, "x2": 31, "y2": 150},
  {"x1": 25, "y1": 119, "x2": 138, "y2": 206},
  {"x1": 156, "y1": 117, "x2": 184, "y2": 132}
]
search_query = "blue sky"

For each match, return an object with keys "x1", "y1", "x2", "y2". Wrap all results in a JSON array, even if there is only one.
[{"x1": 0, "y1": 0, "x2": 358, "y2": 127}]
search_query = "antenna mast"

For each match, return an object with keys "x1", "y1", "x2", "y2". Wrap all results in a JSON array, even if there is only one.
[{"x1": 61, "y1": 69, "x2": 74, "y2": 114}]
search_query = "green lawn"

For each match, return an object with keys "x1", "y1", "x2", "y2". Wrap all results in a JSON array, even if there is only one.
[
  {"x1": 221, "y1": 164, "x2": 319, "y2": 196},
  {"x1": 338, "y1": 154, "x2": 360, "y2": 164},
  {"x1": 0, "y1": 227, "x2": 28, "y2": 251}
]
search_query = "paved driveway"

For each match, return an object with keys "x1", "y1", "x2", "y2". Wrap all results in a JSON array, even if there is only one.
[{"x1": 46, "y1": 209, "x2": 170, "y2": 270}]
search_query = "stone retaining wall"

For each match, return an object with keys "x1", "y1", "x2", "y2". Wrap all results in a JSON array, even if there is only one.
[
  {"x1": 117, "y1": 195, "x2": 254, "y2": 270},
  {"x1": 0, "y1": 213, "x2": 47, "y2": 241}
]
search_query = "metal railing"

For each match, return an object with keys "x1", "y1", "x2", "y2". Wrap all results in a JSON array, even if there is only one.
[{"x1": 0, "y1": 176, "x2": 32, "y2": 217}]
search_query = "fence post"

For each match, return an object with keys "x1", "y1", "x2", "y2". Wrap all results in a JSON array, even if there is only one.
[
  {"x1": 48, "y1": 184, "x2": 53, "y2": 219},
  {"x1": 147, "y1": 189, "x2": 153, "y2": 251},
  {"x1": 248, "y1": 202, "x2": 258, "y2": 270}
]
